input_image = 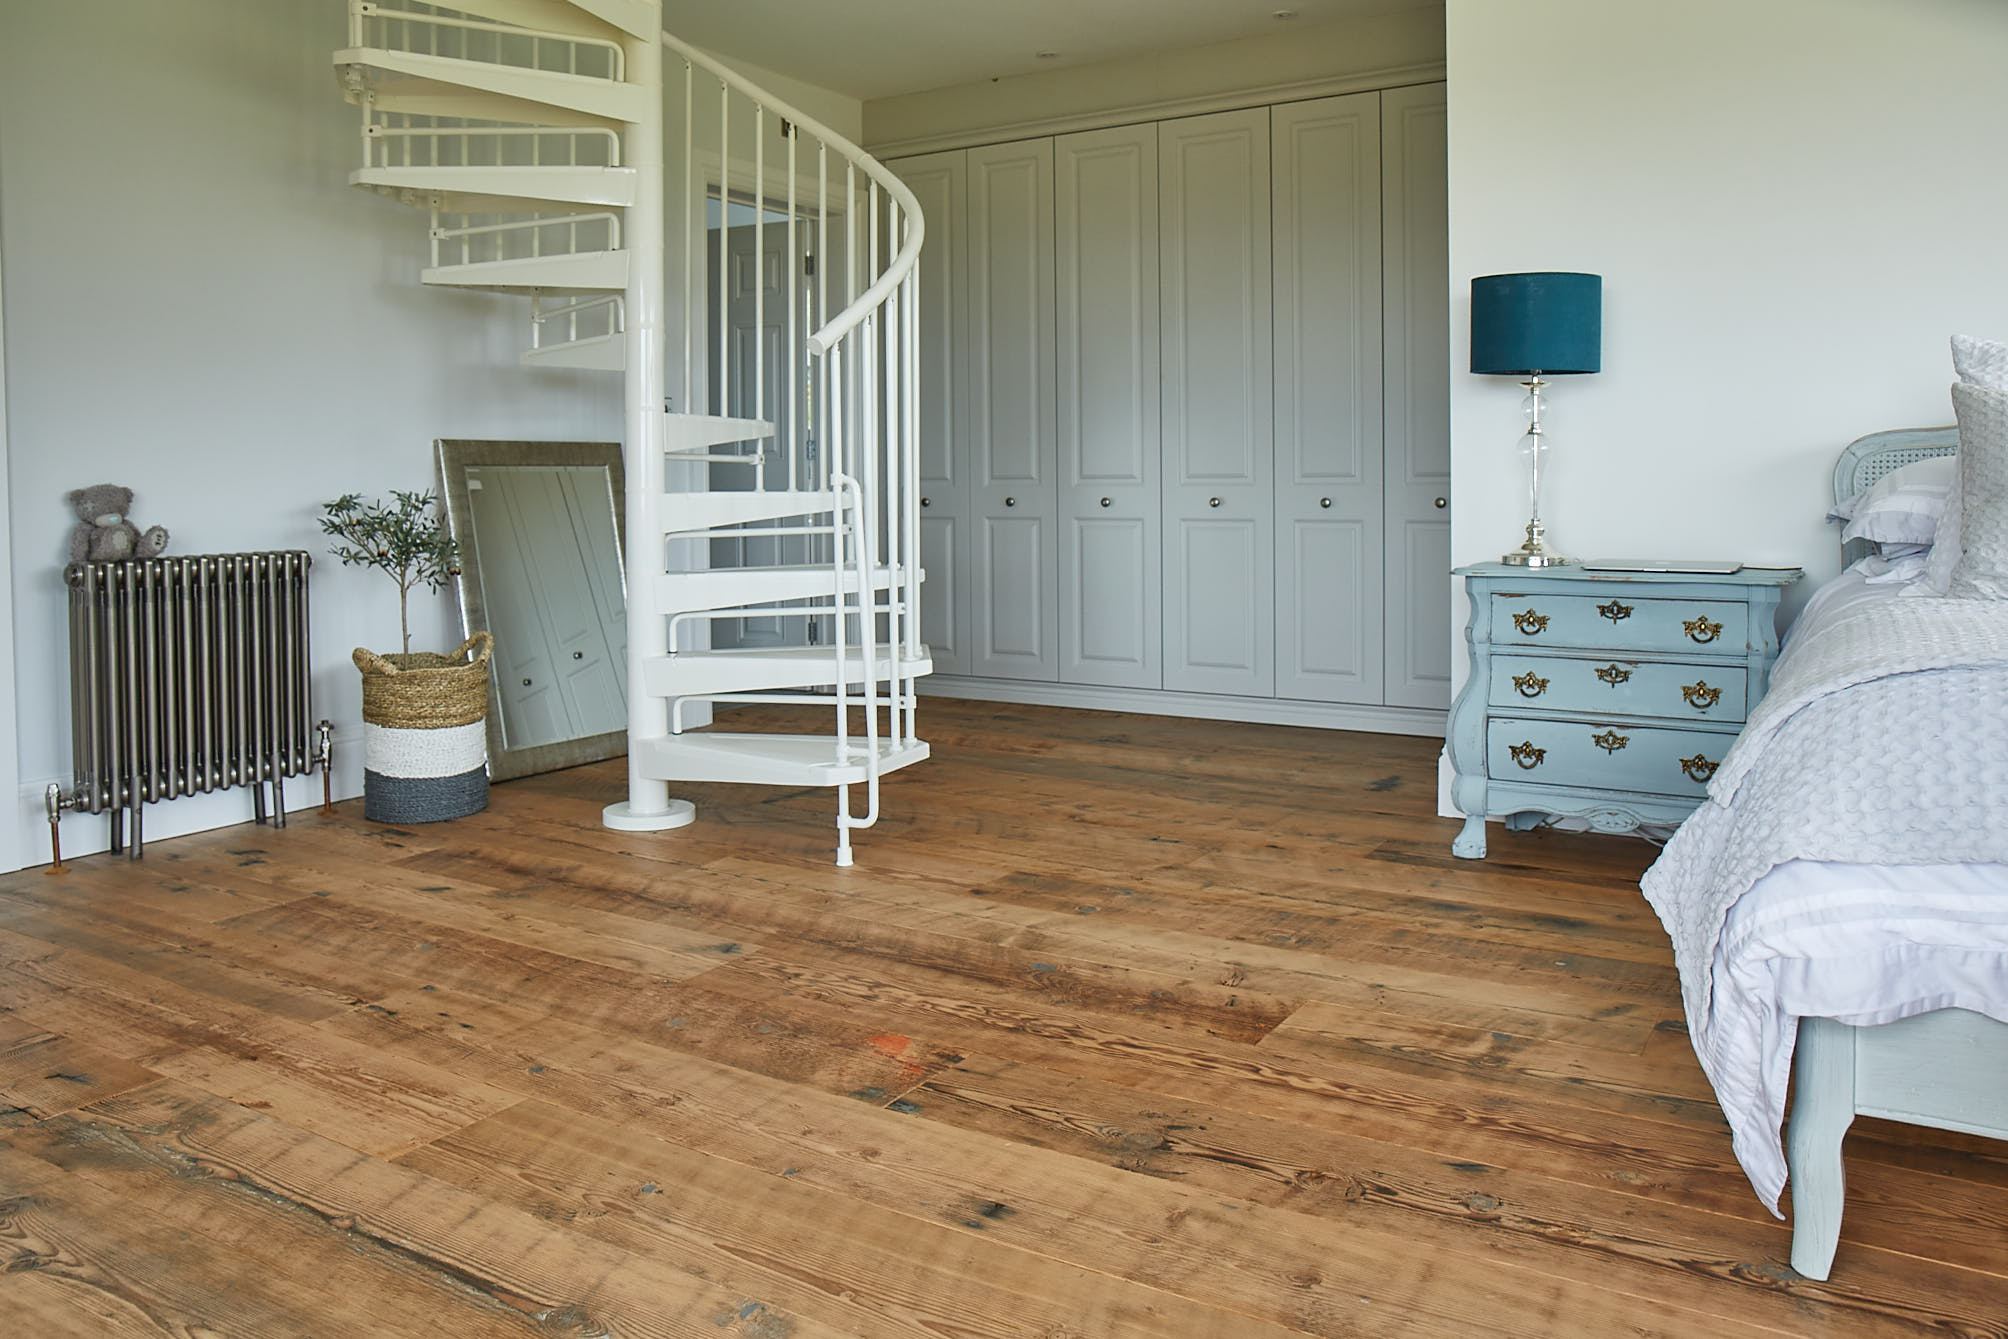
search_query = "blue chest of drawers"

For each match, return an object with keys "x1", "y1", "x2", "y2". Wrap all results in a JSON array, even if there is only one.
[{"x1": 1447, "y1": 563, "x2": 1801, "y2": 858}]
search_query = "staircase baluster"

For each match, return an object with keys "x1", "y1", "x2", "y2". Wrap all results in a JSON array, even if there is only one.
[
  {"x1": 681, "y1": 59, "x2": 694, "y2": 411},
  {"x1": 787, "y1": 123, "x2": 799, "y2": 494},
  {"x1": 717, "y1": 78, "x2": 728, "y2": 417},
  {"x1": 754, "y1": 104, "x2": 766, "y2": 493}
]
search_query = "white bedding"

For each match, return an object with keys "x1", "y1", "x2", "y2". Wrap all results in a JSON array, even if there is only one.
[
  {"x1": 1645, "y1": 557, "x2": 2008, "y2": 1213},
  {"x1": 1711, "y1": 858, "x2": 2008, "y2": 1211}
]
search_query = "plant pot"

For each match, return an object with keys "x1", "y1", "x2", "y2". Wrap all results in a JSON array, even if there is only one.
[{"x1": 354, "y1": 631, "x2": 493, "y2": 823}]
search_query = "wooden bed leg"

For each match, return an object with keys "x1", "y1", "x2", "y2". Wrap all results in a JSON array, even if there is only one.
[{"x1": 1787, "y1": 1015, "x2": 1857, "y2": 1280}]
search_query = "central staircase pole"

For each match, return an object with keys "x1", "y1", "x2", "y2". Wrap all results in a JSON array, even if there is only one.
[{"x1": 603, "y1": 14, "x2": 690, "y2": 832}]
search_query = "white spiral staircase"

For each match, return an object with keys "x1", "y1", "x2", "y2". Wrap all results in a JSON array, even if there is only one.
[{"x1": 334, "y1": 0, "x2": 930, "y2": 864}]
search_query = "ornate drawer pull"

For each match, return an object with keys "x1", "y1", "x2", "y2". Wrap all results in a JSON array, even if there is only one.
[
  {"x1": 1592, "y1": 729, "x2": 1630, "y2": 754},
  {"x1": 1684, "y1": 616, "x2": 1724, "y2": 645},
  {"x1": 1681, "y1": 681, "x2": 1722, "y2": 710},
  {"x1": 1595, "y1": 663, "x2": 1632, "y2": 687},
  {"x1": 1597, "y1": 599, "x2": 1633, "y2": 623},
  {"x1": 1680, "y1": 754, "x2": 1719, "y2": 783},
  {"x1": 1512, "y1": 609, "x2": 1549, "y2": 635},
  {"x1": 1512, "y1": 672, "x2": 1549, "y2": 698},
  {"x1": 1508, "y1": 741, "x2": 1546, "y2": 770}
]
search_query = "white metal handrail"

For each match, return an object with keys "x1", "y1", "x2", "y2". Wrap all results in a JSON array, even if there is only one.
[
  {"x1": 366, "y1": 123, "x2": 622, "y2": 169},
  {"x1": 351, "y1": 2, "x2": 624, "y2": 80},
  {"x1": 429, "y1": 210, "x2": 620, "y2": 266},
  {"x1": 657, "y1": 29, "x2": 924, "y2": 360},
  {"x1": 530, "y1": 293, "x2": 622, "y2": 349}
]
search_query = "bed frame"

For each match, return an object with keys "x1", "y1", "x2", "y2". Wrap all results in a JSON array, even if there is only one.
[{"x1": 1786, "y1": 427, "x2": 2008, "y2": 1280}]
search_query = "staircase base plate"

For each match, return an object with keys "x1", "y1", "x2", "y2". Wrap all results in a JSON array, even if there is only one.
[{"x1": 602, "y1": 799, "x2": 697, "y2": 832}]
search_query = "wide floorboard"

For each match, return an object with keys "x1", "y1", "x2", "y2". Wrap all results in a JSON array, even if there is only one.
[{"x1": 1, "y1": 700, "x2": 2001, "y2": 1337}]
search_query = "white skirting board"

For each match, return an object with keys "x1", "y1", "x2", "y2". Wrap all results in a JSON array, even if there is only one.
[{"x1": 918, "y1": 675, "x2": 1447, "y2": 738}]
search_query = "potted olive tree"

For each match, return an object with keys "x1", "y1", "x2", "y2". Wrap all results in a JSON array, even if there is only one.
[{"x1": 321, "y1": 490, "x2": 491, "y2": 823}]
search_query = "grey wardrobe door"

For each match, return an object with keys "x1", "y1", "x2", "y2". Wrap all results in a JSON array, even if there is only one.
[
  {"x1": 1381, "y1": 83, "x2": 1452, "y2": 710},
  {"x1": 1056, "y1": 123, "x2": 1161, "y2": 689},
  {"x1": 1160, "y1": 108, "x2": 1273, "y2": 698},
  {"x1": 1272, "y1": 92, "x2": 1383, "y2": 705},
  {"x1": 890, "y1": 151, "x2": 971, "y2": 675},
  {"x1": 967, "y1": 138, "x2": 1059, "y2": 681}
]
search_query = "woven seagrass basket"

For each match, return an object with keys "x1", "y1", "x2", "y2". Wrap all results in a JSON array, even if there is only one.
[{"x1": 354, "y1": 631, "x2": 492, "y2": 823}]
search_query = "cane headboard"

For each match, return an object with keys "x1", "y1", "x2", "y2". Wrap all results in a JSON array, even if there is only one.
[{"x1": 1834, "y1": 426, "x2": 1958, "y2": 567}]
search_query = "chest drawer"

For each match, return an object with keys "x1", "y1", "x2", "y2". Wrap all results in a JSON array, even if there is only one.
[
  {"x1": 1489, "y1": 654, "x2": 1748, "y2": 723},
  {"x1": 1487, "y1": 717, "x2": 1730, "y2": 800},
  {"x1": 1489, "y1": 593, "x2": 1749, "y2": 654}
]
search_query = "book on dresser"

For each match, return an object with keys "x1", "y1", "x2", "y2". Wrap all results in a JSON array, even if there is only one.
[{"x1": 1446, "y1": 562, "x2": 1803, "y2": 859}]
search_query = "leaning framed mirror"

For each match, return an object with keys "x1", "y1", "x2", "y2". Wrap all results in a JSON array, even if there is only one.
[{"x1": 435, "y1": 439, "x2": 628, "y2": 782}]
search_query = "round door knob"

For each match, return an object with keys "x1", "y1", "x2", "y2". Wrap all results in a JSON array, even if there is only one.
[
  {"x1": 572, "y1": 651, "x2": 583, "y2": 660},
  {"x1": 1004, "y1": 497, "x2": 1017, "y2": 507},
  {"x1": 921, "y1": 497, "x2": 931, "y2": 507},
  {"x1": 1434, "y1": 496, "x2": 1448, "y2": 510},
  {"x1": 1208, "y1": 497, "x2": 1222, "y2": 508},
  {"x1": 1319, "y1": 497, "x2": 1332, "y2": 509},
  {"x1": 521, "y1": 678, "x2": 533, "y2": 687},
  {"x1": 1100, "y1": 497, "x2": 1112, "y2": 508}
]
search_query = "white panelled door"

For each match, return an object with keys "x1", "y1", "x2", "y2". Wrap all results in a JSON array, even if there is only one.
[
  {"x1": 1160, "y1": 108, "x2": 1274, "y2": 698},
  {"x1": 1273, "y1": 92, "x2": 1384, "y2": 705},
  {"x1": 891, "y1": 151, "x2": 972, "y2": 675},
  {"x1": 1381, "y1": 83, "x2": 1452, "y2": 711},
  {"x1": 1056, "y1": 123, "x2": 1161, "y2": 690},
  {"x1": 967, "y1": 138, "x2": 1059, "y2": 682}
]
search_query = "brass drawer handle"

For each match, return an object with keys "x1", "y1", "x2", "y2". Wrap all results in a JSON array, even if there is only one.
[
  {"x1": 1508, "y1": 741, "x2": 1546, "y2": 770},
  {"x1": 1597, "y1": 599, "x2": 1633, "y2": 623},
  {"x1": 1595, "y1": 663, "x2": 1632, "y2": 687},
  {"x1": 1592, "y1": 729, "x2": 1630, "y2": 754},
  {"x1": 1512, "y1": 609, "x2": 1549, "y2": 635},
  {"x1": 1682, "y1": 681, "x2": 1722, "y2": 710},
  {"x1": 1681, "y1": 754, "x2": 1719, "y2": 783},
  {"x1": 1684, "y1": 616, "x2": 1724, "y2": 645},
  {"x1": 1512, "y1": 672, "x2": 1549, "y2": 698}
]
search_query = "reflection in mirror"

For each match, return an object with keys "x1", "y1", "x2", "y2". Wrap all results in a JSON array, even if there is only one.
[{"x1": 435, "y1": 440, "x2": 627, "y2": 781}]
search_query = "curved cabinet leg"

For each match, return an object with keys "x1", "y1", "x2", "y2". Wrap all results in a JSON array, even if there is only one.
[
  {"x1": 1787, "y1": 1016, "x2": 1856, "y2": 1280},
  {"x1": 1452, "y1": 813, "x2": 1487, "y2": 859}
]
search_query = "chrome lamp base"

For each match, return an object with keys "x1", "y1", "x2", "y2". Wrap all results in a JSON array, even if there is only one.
[{"x1": 1501, "y1": 519, "x2": 1570, "y2": 567}]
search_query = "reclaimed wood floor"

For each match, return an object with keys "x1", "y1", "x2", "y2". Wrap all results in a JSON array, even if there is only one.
[{"x1": 0, "y1": 699, "x2": 2002, "y2": 1337}]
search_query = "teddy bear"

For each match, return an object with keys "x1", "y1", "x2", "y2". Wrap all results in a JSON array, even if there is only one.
[{"x1": 66, "y1": 484, "x2": 169, "y2": 564}]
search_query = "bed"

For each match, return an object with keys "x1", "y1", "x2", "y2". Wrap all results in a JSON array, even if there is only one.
[{"x1": 1640, "y1": 426, "x2": 2008, "y2": 1282}]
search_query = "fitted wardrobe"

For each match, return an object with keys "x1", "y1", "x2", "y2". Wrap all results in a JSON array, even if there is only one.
[{"x1": 889, "y1": 82, "x2": 1449, "y2": 728}]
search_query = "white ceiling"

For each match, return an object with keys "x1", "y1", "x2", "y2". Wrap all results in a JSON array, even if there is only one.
[{"x1": 659, "y1": 0, "x2": 1439, "y2": 103}]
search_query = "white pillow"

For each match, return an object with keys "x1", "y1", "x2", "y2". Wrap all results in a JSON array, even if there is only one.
[
  {"x1": 1836, "y1": 455, "x2": 1956, "y2": 547},
  {"x1": 1954, "y1": 333, "x2": 2008, "y2": 389},
  {"x1": 1949, "y1": 381, "x2": 2008, "y2": 599},
  {"x1": 1916, "y1": 336, "x2": 2008, "y2": 594}
]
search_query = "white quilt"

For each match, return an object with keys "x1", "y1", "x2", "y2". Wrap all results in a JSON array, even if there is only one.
[{"x1": 1639, "y1": 593, "x2": 2008, "y2": 1210}]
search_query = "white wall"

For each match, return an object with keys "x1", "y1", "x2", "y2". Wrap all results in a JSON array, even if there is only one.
[
  {"x1": 0, "y1": 0, "x2": 634, "y2": 866},
  {"x1": 1446, "y1": 0, "x2": 2008, "y2": 620}
]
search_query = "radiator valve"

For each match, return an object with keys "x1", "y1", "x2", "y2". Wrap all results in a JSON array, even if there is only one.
[
  {"x1": 44, "y1": 782, "x2": 75, "y2": 875},
  {"x1": 316, "y1": 719, "x2": 336, "y2": 815}
]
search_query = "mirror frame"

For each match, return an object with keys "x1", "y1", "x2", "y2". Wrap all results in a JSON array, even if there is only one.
[{"x1": 434, "y1": 439, "x2": 627, "y2": 783}]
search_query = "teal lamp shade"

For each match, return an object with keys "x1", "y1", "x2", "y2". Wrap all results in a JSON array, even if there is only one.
[{"x1": 1469, "y1": 272, "x2": 1602, "y2": 375}]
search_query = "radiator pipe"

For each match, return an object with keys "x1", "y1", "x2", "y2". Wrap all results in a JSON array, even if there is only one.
[
  {"x1": 316, "y1": 719, "x2": 335, "y2": 815},
  {"x1": 44, "y1": 783, "x2": 72, "y2": 875}
]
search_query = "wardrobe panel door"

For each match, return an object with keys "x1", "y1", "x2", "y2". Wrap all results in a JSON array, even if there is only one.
[
  {"x1": 1057, "y1": 123, "x2": 1160, "y2": 688},
  {"x1": 889, "y1": 151, "x2": 971, "y2": 673},
  {"x1": 968, "y1": 138, "x2": 1058, "y2": 680},
  {"x1": 1160, "y1": 108, "x2": 1273, "y2": 698},
  {"x1": 1381, "y1": 83, "x2": 1452, "y2": 709},
  {"x1": 1272, "y1": 92, "x2": 1383, "y2": 704}
]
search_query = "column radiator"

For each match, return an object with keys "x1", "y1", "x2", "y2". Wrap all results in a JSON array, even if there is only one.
[{"x1": 62, "y1": 552, "x2": 322, "y2": 858}]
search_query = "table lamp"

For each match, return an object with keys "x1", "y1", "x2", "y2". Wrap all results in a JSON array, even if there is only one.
[{"x1": 1470, "y1": 272, "x2": 1602, "y2": 566}]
